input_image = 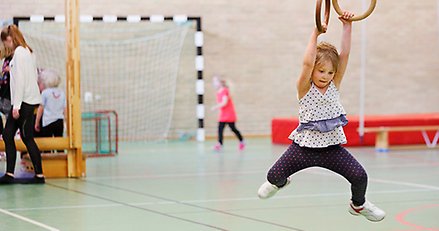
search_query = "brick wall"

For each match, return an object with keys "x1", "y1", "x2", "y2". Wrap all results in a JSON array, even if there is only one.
[{"x1": 3, "y1": 0, "x2": 439, "y2": 138}]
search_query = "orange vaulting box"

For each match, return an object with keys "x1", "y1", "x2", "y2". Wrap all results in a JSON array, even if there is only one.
[{"x1": 271, "y1": 113, "x2": 439, "y2": 146}]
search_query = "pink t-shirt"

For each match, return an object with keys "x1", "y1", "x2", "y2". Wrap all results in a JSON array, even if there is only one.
[{"x1": 217, "y1": 87, "x2": 237, "y2": 122}]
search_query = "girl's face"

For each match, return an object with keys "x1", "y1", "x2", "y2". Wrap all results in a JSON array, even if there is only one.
[
  {"x1": 2, "y1": 36, "x2": 13, "y2": 49},
  {"x1": 311, "y1": 59, "x2": 335, "y2": 89}
]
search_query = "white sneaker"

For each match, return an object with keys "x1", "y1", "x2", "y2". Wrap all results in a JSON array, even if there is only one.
[
  {"x1": 349, "y1": 200, "x2": 386, "y2": 222},
  {"x1": 257, "y1": 177, "x2": 291, "y2": 199}
]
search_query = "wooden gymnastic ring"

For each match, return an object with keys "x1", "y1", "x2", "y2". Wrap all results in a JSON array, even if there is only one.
[
  {"x1": 316, "y1": 0, "x2": 331, "y2": 33},
  {"x1": 332, "y1": 0, "x2": 377, "y2": 21}
]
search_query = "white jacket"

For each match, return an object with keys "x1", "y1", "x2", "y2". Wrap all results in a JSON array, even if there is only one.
[{"x1": 9, "y1": 46, "x2": 42, "y2": 109}]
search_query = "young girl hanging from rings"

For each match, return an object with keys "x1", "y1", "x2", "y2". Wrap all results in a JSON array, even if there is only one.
[{"x1": 257, "y1": 12, "x2": 385, "y2": 222}]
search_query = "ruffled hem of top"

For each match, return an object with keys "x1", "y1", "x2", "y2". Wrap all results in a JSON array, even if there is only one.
[
  {"x1": 289, "y1": 126, "x2": 347, "y2": 148},
  {"x1": 296, "y1": 114, "x2": 348, "y2": 133}
]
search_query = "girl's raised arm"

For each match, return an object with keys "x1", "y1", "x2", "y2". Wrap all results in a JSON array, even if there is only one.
[
  {"x1": 333, "y1": 12, "x2": 354, "y2": 88},
  {"x1": 297, "y1": 27, "x2": 324, "y2": 99}
]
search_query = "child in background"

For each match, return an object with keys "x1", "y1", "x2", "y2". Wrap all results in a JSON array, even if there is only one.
[
  {"x1": 211, "y1": 76, "x2": 245, "y2": 151},
  {"x1": 34, "y1": 69, "x2": 66, "y2": 147},
  {"x1": 257, "y1": 12, "x2": 385, "y2": 222}
]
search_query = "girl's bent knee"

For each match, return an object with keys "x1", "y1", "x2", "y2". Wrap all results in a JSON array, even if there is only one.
[
  {"x1": 353, "y1": 171, "x2": 368, "y2": 185},
  {"x1": 267, "y1": 168, "x2": 286, "y2": 186}
]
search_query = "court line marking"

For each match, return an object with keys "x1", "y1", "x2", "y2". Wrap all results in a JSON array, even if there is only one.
[
  {"x1": 84, "y1": 161, "x2": 439, "y2": 180},
  {"x1": 0, "y1": 208, "x2": 60, "y2": 231},
  {"x1": 309, "y1": 171, "x2": 439, "y2": 191},
  {"x1": 7, "y1": 188, "x2": 435, "y2": 211},
  {"x1": 4, "y1": 182, "x2": 437, "y2": 231},
  {"x1": 45, "y1": 183, "x2": 229, "y2": 231},
  {"x1": 4, "y1": 150, "x2": 436, "y2": 230},
  {"x1": 370, "y1": 179, "x2": 439, "y2": 191},
  {"x1": 367, "y1": 162, "x2": 439, "y2": 169},
  {"x1": 80, "y1": 180, "x2": 307, "y2": 231},
  {"x1": 184, "y1": 188, "x2": 438, "y2": 204},
  {"x1": 52, "y1": 178, "x2": 439, "y2": 231},
  {"x1": 84, "y1": 170, "x2": 266, "y2": 180},
  {"x1": 394, "y1": 204, "x2": 439, "y2": 231}
]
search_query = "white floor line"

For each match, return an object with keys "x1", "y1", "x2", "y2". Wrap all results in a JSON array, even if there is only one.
[
  {"x1": 7, "y1": 188, "x2": 435, "y2": 212},
  {"x1": 368, "y1": 162, "x2": 439, "y2": 169},
  {"x1": 309, "y1": 170, "x2": 439, "y2": 191},
  {"x1": 10, "y1": 203, "x2": 121, "y2": 211},
  {"x1": 84, "y1": 161, "x2": 439, "y2": 180},
  {"x1": 370, "y1": 178, "x2": 439, "y2": 191},
  {"x1": 85, "y1": 170, "x2": 266, "y2": 180},
  {"x1": 0, "y1": 208, "x2": 60, "y2": 231},
  {"x1": 179, "y1": 188, "x2": 435, "y2": 204}
]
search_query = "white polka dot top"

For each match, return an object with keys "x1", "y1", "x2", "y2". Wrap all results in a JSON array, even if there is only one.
[{"x1": 289, "y1": 81, "x2": 347, "y2": 147}]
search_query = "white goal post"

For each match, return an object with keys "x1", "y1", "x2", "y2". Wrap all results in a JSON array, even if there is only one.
[{"x1": 13, "y1": 15, "x2": 206, "y2": 142}]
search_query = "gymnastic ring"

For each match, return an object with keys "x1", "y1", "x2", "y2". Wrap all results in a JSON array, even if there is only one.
[
  {"x1": 315, "y1": 0, "x2": 331, "y2": 33},
  {"x1": 332, "y1": 0, "x2": 377, "y2": 21}
]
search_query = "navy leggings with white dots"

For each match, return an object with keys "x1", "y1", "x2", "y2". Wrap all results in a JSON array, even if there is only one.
[{"x1": 267, "y1": 142, "x2": 368, "y2": 206}]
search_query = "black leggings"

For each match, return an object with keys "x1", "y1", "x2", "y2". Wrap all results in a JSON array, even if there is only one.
[
  {"x1": 3, "y1": 103, "x2": 43, "y2": 175},
  {"x1": 266, "y1": 142, "x2": 368, "y2": 206},
  {"x1": 218, "y1": 122, "x2": 243, "y2": 145},
  {"x1": 34, "y1": 119, "x2": 64, "y2": 153},
  {"x1": 36, "y1": 119, "x2": 64, "y2": 138}
]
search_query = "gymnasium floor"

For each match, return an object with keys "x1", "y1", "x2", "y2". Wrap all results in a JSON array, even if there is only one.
[{"x1": 0, "y1": 138, "x2": 438, "y2": 231}]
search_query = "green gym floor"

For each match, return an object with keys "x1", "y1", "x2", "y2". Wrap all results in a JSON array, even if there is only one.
[{"x1": 0, "y1": 138, "x2": 438, "y2": 231}]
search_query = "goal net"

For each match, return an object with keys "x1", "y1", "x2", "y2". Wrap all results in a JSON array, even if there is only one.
[
  {"x1": 18, "y1": 20, "x2": 190, "y2": 142},
  {"x1": 82, "y1": 110, "x2": 118, "y2": 155}
]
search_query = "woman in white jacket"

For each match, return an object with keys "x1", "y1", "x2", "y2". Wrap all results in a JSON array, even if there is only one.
[{"x1": 0, "y1": 24, "x2": 44, "y2": 184}]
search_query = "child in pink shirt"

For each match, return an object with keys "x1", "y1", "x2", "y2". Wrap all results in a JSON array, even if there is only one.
[{"x1": 211, "y1": 77, "x2": 244, "y2": 151}]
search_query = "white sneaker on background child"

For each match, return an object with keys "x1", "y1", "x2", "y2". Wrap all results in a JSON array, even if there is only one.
[{"x1": 349, "y1": 200, "x2": 385, "y2": 222}]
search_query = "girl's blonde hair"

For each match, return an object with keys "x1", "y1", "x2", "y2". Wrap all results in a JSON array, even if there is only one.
[
  {"x1": 315, "y1": 42, "x2": 339, "y2": 72},
  {"x1": 1, "y1": 24, "x2": 33, "y2": 53},
  {"x1": 39, "y1": 69, "x2": 61, "y2": 88},
  {"x1": 213, "y1": 75, "x2": 228, "y2": 88}
]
